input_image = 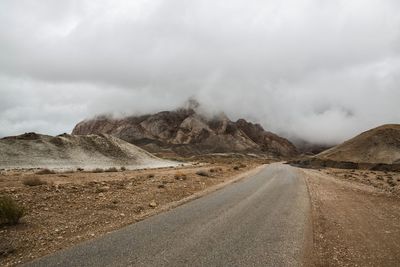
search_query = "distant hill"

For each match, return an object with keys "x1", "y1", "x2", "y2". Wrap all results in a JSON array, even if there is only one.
[
  {"x1": 0, "y1": 132, "x2": 175, "y2": 170},
  {"x1": 72, "y1": 108, "x2": 298, "y2": 158},
  {"x1": 316, "y1": 124, "x2": 400, "y2": 164}
]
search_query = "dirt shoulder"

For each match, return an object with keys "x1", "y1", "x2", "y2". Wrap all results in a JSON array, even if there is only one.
[
  {"x1": 303, "y1": 168, "x2": 400, "y2": 266},
  {"x1": 0, "y1": 160, "x2": 262, "y2": 266}
]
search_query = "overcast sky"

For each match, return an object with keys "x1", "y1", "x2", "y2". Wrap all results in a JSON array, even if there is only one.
[{"x1": 1, "y1": 0, "x2": 400, "y2": 144}]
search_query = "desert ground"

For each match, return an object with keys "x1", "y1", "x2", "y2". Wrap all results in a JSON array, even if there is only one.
[
  {"x1": 2, "y1": 156, "x2": 400, "y2": 266},
  {"x1": 0, "y1": 156, "x2": 263, "y2": 266},
  {"x1": 303, "y1": 167, "x2": 400, "y2": 266}
]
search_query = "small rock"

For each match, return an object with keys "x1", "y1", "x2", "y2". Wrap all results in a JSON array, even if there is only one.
[
  {"x1": 149, "y1": 200, "x2": 157, "y2": 208},
  {"x1": 96, "y1": 186, "x2": 110, "y2": 193},
  {"x1": 98, "y1": 192, "x2": 105, "y2": 197},
  {"x1": 120, "y1": 213, "x2": 125, "y2": 217}
]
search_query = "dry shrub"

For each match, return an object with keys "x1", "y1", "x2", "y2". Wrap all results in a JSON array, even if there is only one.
[
  {"x1": 77, "y1": 167, "x2": 84, "y2": 172},
  {"x1": 0, "y1": 195, "x2": 25, "y2": 225},
  {"x1": 387, "y1": 179, "x2": 396, "y2": 187},
  {"x1": 36, "y1": 169, "x2": 55, "y2": 175},
  {"x1": 147, "y1": 174, "x2": 155, "y2": 178},
  {"x1": 120, "y1": 166, "x2": 126, "y2": 171},
  {"x1": 0, "y1": 239, "x2": 15, "y2": 257},
  {"x1": 22, "y1": 176, "x2": 47, "y2": 186},
  {"x1": 105, "y1": 167, "x2": 118, "y2": 173},
  {"x1": 232, "y1": 163, "x2": 248, "y2": 171},
  {"x1": 174, "y1": 172, "x2": 187, "y2": 180},
  {"x1": 209, "y1": 167, "x2": 222, "y2": 173},
  {"x1": 196, "y1": 170, "x2": 209, "y2": 177},
  {"x1": 92, "y1": 168, "x2": 104, "y2": 173}
]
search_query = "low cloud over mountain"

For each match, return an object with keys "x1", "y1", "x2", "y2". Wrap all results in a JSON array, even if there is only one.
[{"x1": 1, "y1": 0, "x2": 400, "y2": 145}]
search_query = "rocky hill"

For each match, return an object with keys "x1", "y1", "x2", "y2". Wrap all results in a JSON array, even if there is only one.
[
  {"x1": 0, "y1": 132, "x2": 175, "y2": 170},
  {"x1": 72, "y1": 108, "x2": 297, "y2": 158},
  {"x1": 316, "y1": 124, "x2": 400, "y2": 164}
]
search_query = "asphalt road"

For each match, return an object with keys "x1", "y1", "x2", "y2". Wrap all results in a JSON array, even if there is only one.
[{"x1": 26, "y1": 163, "x2": 311, "y2": 267}]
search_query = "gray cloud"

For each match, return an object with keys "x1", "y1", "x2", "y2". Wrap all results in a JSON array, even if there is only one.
[{"x1": 1, "y1": 0, "x2": 400, "y2": 144}]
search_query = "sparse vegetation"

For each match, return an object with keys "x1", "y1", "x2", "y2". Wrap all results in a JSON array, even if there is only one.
[
  {"x1": 174, "y1": 172, "x2": 187, "y2": 180},
  {"x1": 36, "y1": 168, "x2": 55, "y2": 175},
  {"x1": 77, "y1": 167, "x2": 84, "y2": 171},
  {"x1": 105, "y1": 167, "x2": 118, "y2": 173},
  {"x1": 92, "y1": 168, "x2": 104, "y2": 173},
  {"x1": 209, "y1": 167, "x2": 222, "y2": 173},
  {"x1": 22, "y1": 177, "x2": 47, "y2": 186},
  {"x1": 120, "y1": 166, "x2": 126, "y2": 171},
  {"x1": 147, "y1": 174, "x2": 155, "y2": 178},
  {"x1": 387, "y1": 179, "x2": 396, "y2": 187},
  {"x1": 196, "y1": 170, "x2": 209, "y2": 177},
  {"x1": 0, "y1": 195, "x2": 25, "y2": 225}
]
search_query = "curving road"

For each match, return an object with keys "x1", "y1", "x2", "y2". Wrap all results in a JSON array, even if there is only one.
[{"x1": 26, "y1": 163, "x2": 311, "y2": 267}]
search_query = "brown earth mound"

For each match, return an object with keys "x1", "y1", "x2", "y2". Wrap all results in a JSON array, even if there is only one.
[
  {"x1": 317, "y1": 124, "x2": 400, "y2": 164},
  {"x1": 0, "y1": 133, "x2": 175, "y2": 170},
  {"x1": 290, "y1": 124, "x2": 400, "y2": 172},
  {"x1": 72, "y1": 108, "x2": 297, "y2": 158}
]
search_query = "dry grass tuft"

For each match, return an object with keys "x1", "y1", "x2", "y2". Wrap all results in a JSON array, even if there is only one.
[
  {"x1": 0, "y1": 195, "x2": 25, "y2": 225},
  {"x1": 22, "y1": 177, "x2": 47, "y2": 186},
  {"x1": 105, "y1": 167, "x2": 118, "y2": 173},
  {"x1": 92, "y1": 168, "x2": 104, "y2": 173},
  {"x1": 174, "y1": 172, "x2": 187, "y2": 180},
  {"x1": 196, "y1": 170, "x2": 210, "y2": 177},
  {"x1": 209, "y1": 167, "x2": 223, "y2": 173},
  {"x1": 36, "y1": 169, "x2": 55, "y2": 175}
]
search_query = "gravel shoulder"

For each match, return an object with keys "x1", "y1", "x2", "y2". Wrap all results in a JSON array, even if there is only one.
[{"x1": 303, "y1": 168, "x2": 400, "y2": 266}]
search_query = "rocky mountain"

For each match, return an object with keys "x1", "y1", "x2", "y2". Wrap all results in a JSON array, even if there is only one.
[
  {"x1": 316, "y1": 124, "x2": 400, "y2": 164},
  {"x1": 0, "y1": 132, "x2": 175, "y2": 170},
  {"x1": 72, "y1": 108, "x2": 298, "y2": 158}
]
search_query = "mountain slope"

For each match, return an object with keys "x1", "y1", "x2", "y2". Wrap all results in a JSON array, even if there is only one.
[
  {"x1": 72, "y1": 109, "x2": 297, "y2": 157},
  {"x1": 316, "y1": 124, "x2": 400, "y2": 164},
  {"x1": 0, "y1": 132, "x2": 174, "y2": 169}
]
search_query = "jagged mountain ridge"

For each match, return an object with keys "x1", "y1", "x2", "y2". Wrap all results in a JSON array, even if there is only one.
[{"x1": 72, "y1": 108, "x2": 298, "y2": 157}]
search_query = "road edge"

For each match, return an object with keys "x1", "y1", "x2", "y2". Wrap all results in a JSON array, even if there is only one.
[
  {"x1": 129, "y1": 164, "x2": 267, "y2": 224},
  {"x1": 298, "y1": 168, "x2": 316, "y2": 267}
]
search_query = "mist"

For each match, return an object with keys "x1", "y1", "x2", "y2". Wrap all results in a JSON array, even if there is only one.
[{"x1": 1, "y1": 0, "x2": 400, "y2": 145}]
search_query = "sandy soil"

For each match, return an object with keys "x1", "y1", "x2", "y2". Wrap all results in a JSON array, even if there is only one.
[
  {"x1": 0, "y1": 160, "x2": 260, "y2": 266},
  {"x1": 321, "y1": 168, "x2": 400, "y2": 197},
  {"x1": 304, "y1": 168, "x2": 400, "y2": 266}
]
